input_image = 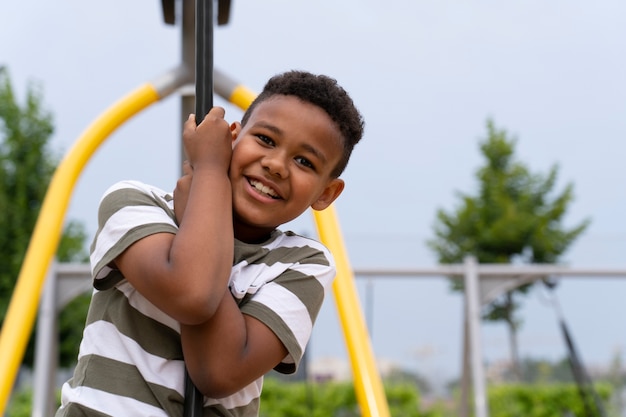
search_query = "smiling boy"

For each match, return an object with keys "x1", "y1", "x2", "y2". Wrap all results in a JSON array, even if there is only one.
[{"x1": 57, "y1": 70, "x2": 364, "y2": 416}]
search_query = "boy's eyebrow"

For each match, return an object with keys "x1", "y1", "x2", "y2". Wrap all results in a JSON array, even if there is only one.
[
  {"x1": 255, "y1": 121, "x2": 328, "y2": 164},
  {"x1": 301, "y1": 143, "x2": 327, "y2": 164},
  {"x1": 255, "y1": 121, "x2": 282, "y2": 136}
]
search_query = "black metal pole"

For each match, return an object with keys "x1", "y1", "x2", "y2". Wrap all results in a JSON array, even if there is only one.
[
  {"x1": 195, "y1": 0, "x2": 214, "y2": 123},
  {"x1": 184, "y1": 1, "x2": 214, "y2": 416}
]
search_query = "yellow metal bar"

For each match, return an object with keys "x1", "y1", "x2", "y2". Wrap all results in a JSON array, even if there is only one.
[
  {"x1": 313, "y1": 206, "x2": 391, "y2": 417},
  {"x1": 220, "y1": 80, "x2": 391, "y2": 417},
  {"x1": 0, "y1": 83, "x2": 160, "y2": 414},
  {"x1": 227, "y1": 84, "x2": 257, "y2": 112}
]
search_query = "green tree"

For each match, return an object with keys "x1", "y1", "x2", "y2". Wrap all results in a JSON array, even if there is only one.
[
  {"x1": 0, "y1": 66, "x2": 89, "y2": 367},
  {"x1": 518, "y1": 356, "x2": 576, "y2": 383},
  {"x1": 428, "y1": 119, "x2": 590, "y2": 378}
]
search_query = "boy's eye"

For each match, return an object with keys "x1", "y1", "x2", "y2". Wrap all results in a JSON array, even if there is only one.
[
  {"x1": 256, "y1": 134, "x2": 274, "y2": 146},
  {"x1": 295, "y1": 156, "x2": 315, "y2": 170}
]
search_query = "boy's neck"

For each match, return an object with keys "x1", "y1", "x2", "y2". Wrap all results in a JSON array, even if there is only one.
[{"x1": 234, "y1": 223, "x2": 276, "y2": 244}]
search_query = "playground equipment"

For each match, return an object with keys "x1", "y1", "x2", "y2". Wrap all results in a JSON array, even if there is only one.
[
  {"x1": 3, "y1": 2, "x2": 620, "y2": 416},
  {"x1": 0, "y1": 1, "x2": 391, "y2": 416},
  {"x1": 354, "y1": 261, "x2": 626, "y2": 417}
]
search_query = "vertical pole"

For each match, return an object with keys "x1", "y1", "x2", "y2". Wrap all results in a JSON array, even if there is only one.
[
  {"x1": 32, "y1": 263, "x2": 58, "y2": 417},
  {"x1": 183, "y1": 1, "x2": 214, "y2": 416},
  {"x1": 365, "y1": 277, "x2": 374, "y2": 336},
  {"x1": 464, "y1": 256, "x2": 489, "y2": 417},
  {"x1": 459, "y1": 309, "x2": 470, "y2": 417},
  {"x1": 195, "y1": 0, "x2": 214, "y2": 123}
]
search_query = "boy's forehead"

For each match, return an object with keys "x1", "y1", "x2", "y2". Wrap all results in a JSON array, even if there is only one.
[
  {"x1": 252, "y1": 95, "x2": 295, "y2": 116},
  {"x1": 247, "y1": 95, "x2": 333, "y2": 129}
]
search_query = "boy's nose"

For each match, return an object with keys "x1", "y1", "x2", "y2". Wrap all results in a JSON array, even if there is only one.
[{"x1": 262, "y1": 153, "x2": 288, "y2": 178}]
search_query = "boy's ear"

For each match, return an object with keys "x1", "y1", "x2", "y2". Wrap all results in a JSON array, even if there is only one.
[
  {"x1": 230, "y1": 122, "x2": 242, "y2": 142},
  {"x1": 311, "y1": 179, "x2": 345, "y2": 211}
]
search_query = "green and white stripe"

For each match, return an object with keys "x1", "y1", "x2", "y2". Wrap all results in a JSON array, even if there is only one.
[{"x1": 57, "y1": 180, "x2": 335, "y2": 417}]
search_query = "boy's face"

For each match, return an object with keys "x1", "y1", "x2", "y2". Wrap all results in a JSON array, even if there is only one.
[{"x1": 229, "y1": 95, "x2": 345, "y2": 242}]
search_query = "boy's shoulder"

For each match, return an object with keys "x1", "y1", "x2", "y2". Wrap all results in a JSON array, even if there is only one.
[
  {"x1": 102, "y1": 180, "x2": 170, "y2": 199},
  {"x1": 99, "y1": 180, "x2": 175, "y2": 212}
]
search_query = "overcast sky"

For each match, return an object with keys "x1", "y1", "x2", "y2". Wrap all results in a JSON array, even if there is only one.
[{"x1": 2, "y1": 0, "x2": 626, "y2": 388}]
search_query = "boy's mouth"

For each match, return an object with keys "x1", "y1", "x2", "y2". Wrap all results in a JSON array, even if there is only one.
[{"x1": 248, "y1": 179, "x2": 281, "y2": 199}]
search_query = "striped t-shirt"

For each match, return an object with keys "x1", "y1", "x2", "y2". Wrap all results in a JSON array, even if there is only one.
[{"x1": 56, "y1": 180, "x2": 336, "y2": 417}]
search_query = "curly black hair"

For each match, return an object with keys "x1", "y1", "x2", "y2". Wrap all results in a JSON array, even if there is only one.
[{"x1": 241, "y1": 70, "x2": 365, "y2": 178}]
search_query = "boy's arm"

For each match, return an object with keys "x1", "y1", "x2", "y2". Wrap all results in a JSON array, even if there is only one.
[
  {"x1": 114, "y1": 108, "x2": 234, "y2": 325},
  {"x1": 174, "y1": 152, "x2": 289, "y2": 398},
  {"x1": 180, "y1": 291, "x2": 289, "y2": 399}
]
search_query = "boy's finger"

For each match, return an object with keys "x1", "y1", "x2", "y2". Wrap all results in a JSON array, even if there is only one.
[
  {"x1": 207, "y1": 106, "x2": 226, "y2": 119},
  {"x1": 182, "y1": 160, "x2": 193, "y2": 175},
  {"x1": 184, "y1": 113, "x2": 196, "y2": 129}
]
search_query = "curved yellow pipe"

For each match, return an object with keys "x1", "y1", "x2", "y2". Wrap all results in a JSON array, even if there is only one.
[
  {"x1": 0, "y1": 83, "x2": 160, "y2": 413},
  {"x1": 313, "y1": 207, "x2": 391, "y2": 417}
]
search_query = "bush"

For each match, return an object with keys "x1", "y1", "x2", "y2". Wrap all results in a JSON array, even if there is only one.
[
  {"x1": 260, "y1": 378, "x2": 423, "y2": 417},
  {"x1": 488, "y1": 383, "x2": 612, "y2": 417},
  {"x1": 6, "y1": 388, "x2": 32, "y2": 417}
]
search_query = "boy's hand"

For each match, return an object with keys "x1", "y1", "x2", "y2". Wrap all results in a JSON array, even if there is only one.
[
  {"x1": 174, "y1": 160, "x2": 193, "y2": 225},
  {"x1": 183, "y1": 107, "x2": 233, "y2": 174},
  {"x1": 114, "y1": 111, "x2": 234, "y2": 326}
]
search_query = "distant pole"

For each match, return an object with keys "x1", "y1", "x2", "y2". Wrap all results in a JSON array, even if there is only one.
[
  {"x1": 365, "y1": 277, "x2": 374, "y2": 336},
  {"x1": 464, "y1": 256, "x2": 489, "y2": 417},
  {"x1": 180, "y1": 0, "x2": 195, "y2": 171}
]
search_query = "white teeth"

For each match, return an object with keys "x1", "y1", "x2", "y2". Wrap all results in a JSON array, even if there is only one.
[{"x1": 250, "y1": 179, "x2": 279, "y2": 198}]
